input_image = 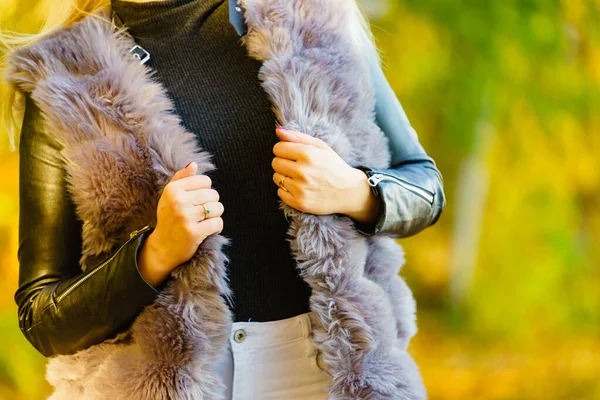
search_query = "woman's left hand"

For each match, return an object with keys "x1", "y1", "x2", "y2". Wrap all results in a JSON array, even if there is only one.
[{"x1": 271, "y1": 126, "x2": 382, "y2": 224}]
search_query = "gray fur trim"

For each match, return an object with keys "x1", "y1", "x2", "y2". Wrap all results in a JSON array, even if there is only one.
[{"x1": 6, "y1": 1, "x2": 425, "y2": 398}]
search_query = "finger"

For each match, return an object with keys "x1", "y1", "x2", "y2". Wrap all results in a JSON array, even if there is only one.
[
  {"x1": 272, "y1": 172, "x2": 299, "y2": 194},
  {"x1": 271, "y1": 156, "x2": 301, "y2": 178},
  {"x1": 185, "y1": 187, "x2": 220, "y2": 205},
  {"x1": 201, "y1": 201, "x2": 224, "y2": 218},
  {"x1": 171, "y1": 174, "x2": 213, "y2": 191},
  {"x1": 277, "y1": 187, "x2": 301, "y2": 211},
  {"x1": 187, "y1": 201, "x2": 224, "y2": 222},
  {"x1": 196, "y1": 216, "x2": 224, "y2": 236},
  {"x1": 272, "y1": 141, "x2": 311, "y2": 161},
  {"x1": 275, "y1": 126, "x2": 329, "y2": 149},
  {"x1": 170, "y1": 161, "x2": 198, "y2": 182}
]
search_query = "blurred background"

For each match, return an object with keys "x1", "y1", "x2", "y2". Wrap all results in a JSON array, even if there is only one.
[{"x1": 0, "y1": 0, "x2": 598, "y2": 399}]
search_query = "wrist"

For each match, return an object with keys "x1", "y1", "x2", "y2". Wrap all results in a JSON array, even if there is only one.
[
  {"x1": 138, "y1": 231, "x2": 173, "y2": 288},
  {"x1": 343, "y1": 168, "x2": 381, "y2": 224}
]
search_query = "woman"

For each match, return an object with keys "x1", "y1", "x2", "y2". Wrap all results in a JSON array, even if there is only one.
[{"x1": 3, "y1": 0, "x2": 445, "y2": 398}]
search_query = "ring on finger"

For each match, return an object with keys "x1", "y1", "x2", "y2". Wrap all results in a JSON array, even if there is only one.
[{"x1": 278, "y1": 175, "x2": 289, "y2": 192}]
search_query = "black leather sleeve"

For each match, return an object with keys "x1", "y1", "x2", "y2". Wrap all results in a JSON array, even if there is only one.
[
  {"x1": 350, "y1": 49, "x2": 446, "y2": 238},
  {"x1": 15, "y1": 94, "x2": 161, "y2": 358}
]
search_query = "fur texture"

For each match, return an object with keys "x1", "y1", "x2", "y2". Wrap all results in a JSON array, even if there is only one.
[{"x1": 6, "y1": 0, "x2": 426, "y2": 398}]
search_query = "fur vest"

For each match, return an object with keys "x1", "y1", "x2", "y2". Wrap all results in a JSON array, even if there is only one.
[{"x1": 7, "y1": 0, "x2": 426, "y2": 398}]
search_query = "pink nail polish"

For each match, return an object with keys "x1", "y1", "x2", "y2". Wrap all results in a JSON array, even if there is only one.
[
  {"x1": 276, "y1": 125, "x2": 288, "y2": 132},
  {"x1": 185, "y1": 162, "x2": 192, "y2": 168}
]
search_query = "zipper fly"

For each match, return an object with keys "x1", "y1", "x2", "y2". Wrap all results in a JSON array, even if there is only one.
[
  {"x1": 55, "y1": 225, "x2": 152, "y2": 304},
  {"x1": 367, "y1": 173, "x2": 435, "y2": 205}
]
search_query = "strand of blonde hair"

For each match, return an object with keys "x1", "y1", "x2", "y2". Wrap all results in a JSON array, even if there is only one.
[{"x1": 0, "y1": 0, "x2": 110, "y2": 152}]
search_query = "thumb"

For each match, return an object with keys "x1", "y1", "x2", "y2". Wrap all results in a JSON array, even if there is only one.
[{"x1": 170, "y1": 161, "x2": 198, "y2": 182}]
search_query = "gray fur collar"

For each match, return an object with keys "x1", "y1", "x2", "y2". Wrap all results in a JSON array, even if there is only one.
[{"x1": 6, "y1": 1, "x2": 425, "y2": 398}]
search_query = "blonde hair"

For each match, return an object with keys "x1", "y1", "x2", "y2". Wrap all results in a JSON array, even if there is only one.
[
  {"x1": 0, "y1": 0, "x2": 109, "y2": 152},
  {"x1": 0, "y1": 0, "x2": 380, "y2": 153},
  {"x1": 349, "y1": 0, "x2": 383, "y2": 64}
]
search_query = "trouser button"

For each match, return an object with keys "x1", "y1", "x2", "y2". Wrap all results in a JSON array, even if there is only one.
[{"x1": 233, "y1": 329, "x2": 246, "y2": 343}]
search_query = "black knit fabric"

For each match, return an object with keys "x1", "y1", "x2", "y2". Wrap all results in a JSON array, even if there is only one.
[{"x1": 111, "y1": 0, "x2": 312, "y2": 322}]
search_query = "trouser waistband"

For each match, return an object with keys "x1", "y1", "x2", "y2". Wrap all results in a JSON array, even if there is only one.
[{"x1": 229, "y1": 311, "x2": 318, "y2": 350}]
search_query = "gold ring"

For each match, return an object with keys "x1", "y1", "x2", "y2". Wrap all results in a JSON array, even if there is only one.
[{"x1": 278, "y1": 175, "x2": 289, "y2": 192}]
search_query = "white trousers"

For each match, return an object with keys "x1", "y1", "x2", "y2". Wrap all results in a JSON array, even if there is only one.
[{"x1": 214, "y1": 311, "x2": 334, "y2": 399}]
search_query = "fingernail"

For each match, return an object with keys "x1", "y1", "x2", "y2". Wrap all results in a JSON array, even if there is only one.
[
  {"x1": 185, "y1": 162, "x2": 192, "y2": 168},
  {"x1": 276, "y1": 125, "x2": 288, "y2": 132}
]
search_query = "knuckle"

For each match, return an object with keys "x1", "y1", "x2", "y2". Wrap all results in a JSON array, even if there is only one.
[
  {"x1": 295, "y1": 185, "x2": 306, "y2": 198},
  {"x1": 301, "y1": 147, "x2": 315, "y2": 161},
  {"x1": 169, "y1": 194, "x2": 184, "y2": 212},
  {"x1": 295, "y1": 168, "x2": 307, "y2": 182},
  {"x1": 182, "y1": 221, "x2": 195, "y2": 236},
  {"x1": 163, "y1": 182, "x2": 175, "y2": 198},
  {"x1": 296, "y1": 199, "x2": 306, "y2": 210}
]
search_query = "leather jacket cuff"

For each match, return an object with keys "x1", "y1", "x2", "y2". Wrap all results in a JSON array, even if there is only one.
[
  {"x1": 352, "y1": 161, "x2": 445, "y2": 238},
  {"x1": 127, "y1": 226, "x2": 163, "y2": 295}
]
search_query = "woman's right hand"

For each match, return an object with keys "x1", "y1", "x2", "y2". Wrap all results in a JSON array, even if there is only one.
[{"x1": 138, "y1": 162, "x2": 224, "y2": 288}]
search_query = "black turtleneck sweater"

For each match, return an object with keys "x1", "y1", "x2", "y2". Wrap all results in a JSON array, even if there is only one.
[{"x1": 110, "y1": 0, "x2": 312, "y2": 322}]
